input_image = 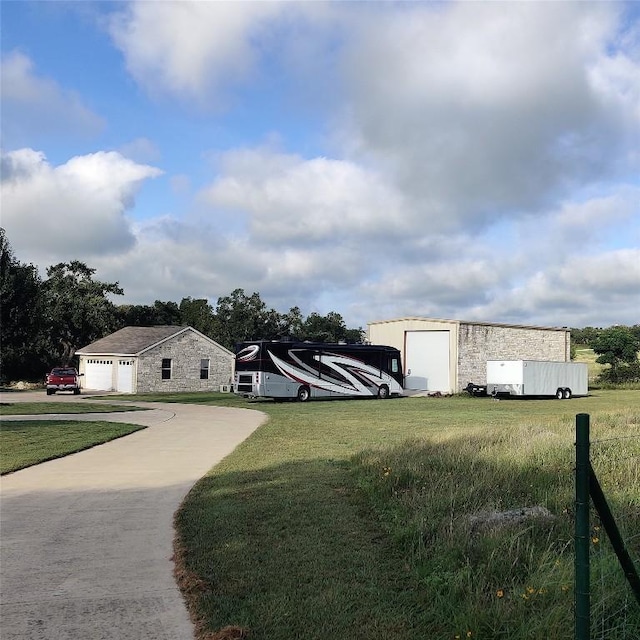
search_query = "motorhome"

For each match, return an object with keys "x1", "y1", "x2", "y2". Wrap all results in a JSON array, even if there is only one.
[{"x1": 234, "y1": 340, "x2": 404, "y2": 401}]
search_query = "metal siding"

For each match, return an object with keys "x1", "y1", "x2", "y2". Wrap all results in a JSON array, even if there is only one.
[
  {"x1": 369, "y1": 317, "x2": 568, "y2": 393},
  {"x1": 369, "y1": 319, "x2": 458, "y2": 392}
]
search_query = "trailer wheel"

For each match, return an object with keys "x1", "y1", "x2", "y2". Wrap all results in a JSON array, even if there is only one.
[
  {"x1": 297, "y1": 386, "x2": 311, "y2": 402},
  {"x1": 563, "y1": 388, "x2": 572, "y2": 400},
  {"x1": 377, "y1": 384, "x2": 390, "y2": 399},
  {"x1": 556, "y1": 388, "x2": 564, "y2": 400},
  {"x1": 46, "y1": 389, "x2": 54, "y2": 396}
]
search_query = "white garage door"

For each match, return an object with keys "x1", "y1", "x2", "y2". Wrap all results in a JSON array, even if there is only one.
[
  {"x1": 404, "y1": 331, "x2": 450, "y2": 392},
  {"x1": 84, "y1": 359, "x2": 114, "y2": 390},
  {"x1": 117, "y1": 360, "x2": 134, "y2": 393}
]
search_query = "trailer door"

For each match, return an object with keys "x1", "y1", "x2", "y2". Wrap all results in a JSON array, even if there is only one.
[{"x1": 404, "y1": 330, "x2": 450, "y2": 392}]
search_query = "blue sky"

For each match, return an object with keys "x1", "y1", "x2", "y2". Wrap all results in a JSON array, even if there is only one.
[{"x1": 2, "y1": 1, "x2": 639, "y2": 330}]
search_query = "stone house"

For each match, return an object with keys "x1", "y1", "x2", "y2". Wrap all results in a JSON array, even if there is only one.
[{"x1": 75, "y1": 326, "x2": 234, "y2": 394}]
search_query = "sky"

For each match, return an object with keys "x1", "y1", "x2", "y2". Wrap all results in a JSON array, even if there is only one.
[{"x1": 1, "y1": 0, "x2": 639, "y2": 330}]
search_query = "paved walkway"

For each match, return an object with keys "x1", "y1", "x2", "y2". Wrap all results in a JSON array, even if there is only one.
[{"x1": 0, "y1": 391, "x2": 266, "y2": 639}]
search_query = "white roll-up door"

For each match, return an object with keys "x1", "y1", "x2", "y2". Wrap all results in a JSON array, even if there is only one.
[
  {"x1": 84, "y1": 359, "x2": 114, "y2": 390},
  {"x1": 116, "y1": 360, "x2": 135, "y2": 393},
  {"x1": 404, "y1": 331, "x2": 451, "y2": 392}
]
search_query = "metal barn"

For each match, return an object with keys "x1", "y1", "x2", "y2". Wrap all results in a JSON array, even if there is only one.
[{"x1": 367, "y1": 318, "x2": 570, "y2": 394}]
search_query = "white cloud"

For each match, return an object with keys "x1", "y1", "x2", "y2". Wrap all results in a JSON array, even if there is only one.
[
  {"x1": 467, "y1": 249, "x2": 640, "y2": 328},
  {"x1": 202, "y1": 147, "x2": 407, "y2": 246},
  {"x1": 340, "y1": 2, "x2": 640, "y2": 230},
  {"x1": 3, "y1": 2, "x2": 639, "y2": 331},
  {"x1": 108, "y1": 1, "x2": 288, "y2": 105},
  {"x1": 1, "y1": 149, "x2": 162, "y2": 262},
  {"x1": 107, "y1": 0, "x2": 341, "y2": 111},
  {"x1": 79, "y1": 184, "x2": 640, "y2": 329},
  {"x1": 555, "y1": 249, "x2": 640, "y2": 295},
  {"x1": 0, "y1": 51, "x2": 105, "y2": 143}
]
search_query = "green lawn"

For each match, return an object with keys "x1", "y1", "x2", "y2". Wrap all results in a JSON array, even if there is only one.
[
  {"x1": 5, "y1": 389, "x2": 636, "y2": 638},
  {"x1": 0, "y1": 420, "x2": 146, "y2": 473},
  {"x1": 95, "y1": 391, "x2": 245, "y2": 406},
  {"x1": 0, "y1": 402, "x2": 147, "y2": 415},
  {"x1": 168, "y1": 390, "x2": 639, "y2": 640}
]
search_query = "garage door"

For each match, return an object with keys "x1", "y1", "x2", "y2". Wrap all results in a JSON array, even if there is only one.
[
  {"x1": 84, "y1": 359, "x2": 114, "y2": 390},
  {"x1": 117, "y1": 360, "x2": 134, "y2": 393},
  {"x1": 404, "y1": 331, "x2": 450, "y2": 392}
]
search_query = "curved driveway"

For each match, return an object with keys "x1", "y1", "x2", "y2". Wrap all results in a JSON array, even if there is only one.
[{"x1": 0, "y1": 392, "x2": 266, "y2": 640}]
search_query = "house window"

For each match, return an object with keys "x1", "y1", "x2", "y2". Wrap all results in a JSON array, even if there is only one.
[
  {"x1": 200, "y1": 359, "x2": 210, "y2": 380},
  {"x1": 161, "y1": 358, "x2": 172, "y2": 380}
]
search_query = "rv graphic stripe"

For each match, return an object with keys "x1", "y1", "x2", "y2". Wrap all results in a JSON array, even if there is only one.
[
  {"x1": 236, "y1": 345, "x2": 260, "y2": 362},
  {"x1": 268, "y1": 350, "x2": 395, "y2": 396}
]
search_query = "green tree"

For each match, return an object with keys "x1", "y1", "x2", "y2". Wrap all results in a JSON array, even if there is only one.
[
  {"x1": 43, "y1": 261, "x2": 123, "y2": 365},
  {"x1": 571, "y1": 326, "x2": 603, "y2": 347},
  {"x1": 116, "y1": 303, "x2": 164, "y2": 327},
  {"x1": 213, "y1": 289, "x2": 281, "y2": 349},
  {"x1": 0, "y1": 229, "x2": 49, "y2": 381},
  {"x1": 149, "y1": 300, "x2": 182, "y2": 325},
  {"x1": 179, "y1": 297, "x2": 216, "y2": 336},
  {"x1": 592, "y1": 326, "x2": 640, "y2": 383},
  {"x1": 280, "y1": 305, "x2": 305, "y2": 338},
  {"x1": 116, "y1": 300, "x2": 181, "y2": 327},
  {"x1": 300, "y1": 311, "x2": 363, "y2": 343}
]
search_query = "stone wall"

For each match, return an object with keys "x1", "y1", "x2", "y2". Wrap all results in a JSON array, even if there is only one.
[
  {"x1": 136, "y1": 330, "x2": 233, "y2": 393},
  {"x1": 457, "y1": 323, "x2": 569, "y2": 390}
]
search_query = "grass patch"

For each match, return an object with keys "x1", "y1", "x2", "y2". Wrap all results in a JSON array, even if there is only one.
[
  {"x1": 97, "y1": 391, "x2": 247, "y2": 407},
  {"x1": 168, "y1": 390, "x2": 640, "y2": 639},
  {"x1": 0, "y1": 420, "x2": 146, "y2": 473},
  {"x1": 0, "y1": 402, "x2": 147, "y2": 415},
  {"x1": 574, "y1": 346, "x2": 604, "y2": 383}
]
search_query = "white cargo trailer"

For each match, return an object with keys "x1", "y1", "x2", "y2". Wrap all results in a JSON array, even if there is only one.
[{"x1": 486, "y1": 360, "x2": 588, "y2": 399}]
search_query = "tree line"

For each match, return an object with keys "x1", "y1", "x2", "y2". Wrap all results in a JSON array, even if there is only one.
[
  {"x1": 570, "y1": 325, "x2": 640, "y2": 384},
  {"x1": 1, "y1": 229, "x2": 363, "y2": 382},
  {"x1": 2, "y1": 229, "x2": 638, "y2": 383}
]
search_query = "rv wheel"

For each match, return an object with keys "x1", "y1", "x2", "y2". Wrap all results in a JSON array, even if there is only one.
[
  {"x1": 563, "y1": 388, "x2": 572, "y2": 400},
  {"x1": 377, "y1": 385, "x2": 390, "y2": 399},
  {"x1": 297, "y1": 386, "x2": 311, "y2": 402},
  {"x1": 556, "y1": 388, "x2": 564, "y2": 400}
]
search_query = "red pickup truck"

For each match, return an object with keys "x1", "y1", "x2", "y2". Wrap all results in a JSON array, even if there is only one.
[{"x1": 45, "y1": 368, "x2": 82, "y2": 395}]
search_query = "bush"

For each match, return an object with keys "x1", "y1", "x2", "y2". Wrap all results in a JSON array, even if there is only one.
[{"x1": 597, "y1": 361, "x2": 640, "y2": 384}]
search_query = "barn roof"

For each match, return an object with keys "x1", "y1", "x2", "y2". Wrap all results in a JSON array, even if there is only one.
[{"x1": 76, "y1": 326, "x2": 191, "y2": 356}]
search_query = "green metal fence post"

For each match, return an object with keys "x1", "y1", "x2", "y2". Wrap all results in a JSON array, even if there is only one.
[
  {"x1": 589, "y1": 464, "x2": 640, "y2": 606},
  {"x1": 575, "y1": 413, "x2": 590, "y2": 640}
]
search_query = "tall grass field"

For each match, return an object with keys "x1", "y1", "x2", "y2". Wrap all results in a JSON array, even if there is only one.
[{"x1": 154, "y1": 391, "x2": 639, "y2": 639}]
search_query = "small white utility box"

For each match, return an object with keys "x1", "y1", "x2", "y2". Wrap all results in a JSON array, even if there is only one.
[{"x1": 486, "y1": 360, "x2": 588, "y2": 399}]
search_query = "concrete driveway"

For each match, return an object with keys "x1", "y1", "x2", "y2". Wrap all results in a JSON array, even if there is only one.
[{"x1": 0, "y1": 391, "x2": 266, "y2": 639}]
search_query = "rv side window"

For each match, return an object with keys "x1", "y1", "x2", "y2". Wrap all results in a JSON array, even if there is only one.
[{"x1": 391, "y1": 358, "x2": 399, "y2": 373}]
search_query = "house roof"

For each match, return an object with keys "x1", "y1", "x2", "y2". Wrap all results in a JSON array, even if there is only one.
[
  {"x1": 75, "y1": 326, "x2": 190, "y2": 356},
  {"x1": 367, "y1": 317, "x2": 569, "y2": 332}
]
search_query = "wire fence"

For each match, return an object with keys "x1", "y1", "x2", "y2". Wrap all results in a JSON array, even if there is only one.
[{"x1": 575, "y1": 413, "x2": 640, "y2": 640}]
